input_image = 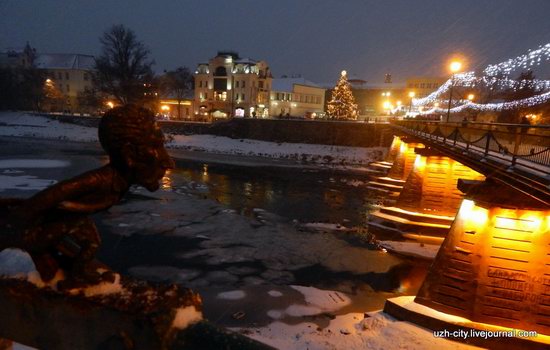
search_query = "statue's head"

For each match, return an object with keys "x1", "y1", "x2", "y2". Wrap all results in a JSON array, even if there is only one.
[{"x1": 98, "y1": 105, "x2": 175, "y2": 191}]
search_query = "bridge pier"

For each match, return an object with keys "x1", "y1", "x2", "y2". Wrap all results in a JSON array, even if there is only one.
[
  {"x1": 383, "y1": 179, "x2": 550, "y2": 348},
  {"x1": 368, "y1": 145, "x2": 484, "y2": 244}
]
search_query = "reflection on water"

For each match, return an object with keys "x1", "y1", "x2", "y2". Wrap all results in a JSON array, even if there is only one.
[{"x1": 167, "y1": 160, "x2": 376, "y2": 226}]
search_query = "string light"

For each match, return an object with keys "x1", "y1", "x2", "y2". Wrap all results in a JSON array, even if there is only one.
[{"x1": 413, "y1": 43, "x2": 550, "y2": 113}]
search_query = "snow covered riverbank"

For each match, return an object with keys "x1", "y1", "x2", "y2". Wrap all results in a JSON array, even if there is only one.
[{"x1": 0, "y1": 112, "x2": 386, "y2": 167}]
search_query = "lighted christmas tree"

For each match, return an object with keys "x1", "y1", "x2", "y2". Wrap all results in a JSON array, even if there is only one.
[{"x1": 327, "y1": 70, "x2": 358, "y2": 120}]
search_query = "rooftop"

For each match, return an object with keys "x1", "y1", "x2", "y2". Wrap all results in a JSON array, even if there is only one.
[
  {"x1": 272, "y1": 77, "x2": 322, "y2": 92},
  {"x1": 34, "y1": 53, "x2": 95, "y2": 70}
]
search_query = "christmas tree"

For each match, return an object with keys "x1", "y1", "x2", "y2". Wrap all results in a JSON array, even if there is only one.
[{"x1": 327, "y1": 70, "x2": 358, "y2": 120}]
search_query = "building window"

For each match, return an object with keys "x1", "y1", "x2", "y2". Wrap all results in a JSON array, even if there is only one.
[
  {"x1": 242, "y1": 94, "x2": 245, "y2": 101},
  {"x1": 259, "y1": 81, "x2": 264, "y2": 89},
  {"x1": 83, "y1": 73, "x2": 89, "y2": 81},
  {"x1": 215, "y1": 91, "x2": 227, "y2": 101},
  {"x1": 58, "y1": 72, "x2": 63, "y2": 80},
  {"x1": 235, "y1": 81, "x2": 239, "y2": 88},
  {"x1": 199, "y1": 81, "x2": 202, "y2": 88},
  {"x1": 204, "y1": 93, "x2": 208, "y2": 100},
  {"x1": 66, "y1": 84, "x2": 70, "y2": 92},
  {"x1": 242, "y1": 81, "x2": 245, "y2": 88},
  {"x1": 276, "y1": 93, "x2": 280, "y2": 100},
  {"x1": 65, "y1": 72, "x2": 69, "y2": 80}
]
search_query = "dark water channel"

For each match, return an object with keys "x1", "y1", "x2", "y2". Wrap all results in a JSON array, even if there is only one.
[
  {"x1": 168, "y1": 159, "x2": 376, "y2": 227},
  {"x1": 0, "y1": 138, "x2": 429, "y2": 316}
]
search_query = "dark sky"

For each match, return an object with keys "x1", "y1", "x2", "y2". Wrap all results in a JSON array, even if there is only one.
[{"x1": 1, "y1": 0, "x2": 549, "y2": 84}]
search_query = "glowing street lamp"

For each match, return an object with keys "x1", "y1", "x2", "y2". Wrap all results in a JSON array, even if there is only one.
[
  {"x1": 408, "y1": 91, "x2": 415, "y2": 113},
  {"x1": 106, "y1": 101, "x2": 114, "y2": 109},
  {"x1": 446, "y1": 60, "x2": 463, "y2": 122},
  {"x1": 467, "y1": 94, "x2": 475, "y2": 102}
]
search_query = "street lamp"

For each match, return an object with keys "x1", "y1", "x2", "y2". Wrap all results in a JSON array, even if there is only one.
[
  {"x1": 467, "y1": 94, "x2": 475, "y2": 102},
  {"x1": 446, "y1": 61, "x2": 462, "y2": 122},
  {"x1": 408, "y1": 91, "x2": 415, "y2": 113}
]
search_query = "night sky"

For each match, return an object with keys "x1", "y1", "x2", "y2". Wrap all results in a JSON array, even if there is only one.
[{"x1": 1, "y1": 0, "x2": 549, "y2": 84}]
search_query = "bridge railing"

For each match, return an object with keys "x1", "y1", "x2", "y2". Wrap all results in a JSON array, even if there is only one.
[{"x1": 393, "y1": 120, "x2": 550, "y2": 176}]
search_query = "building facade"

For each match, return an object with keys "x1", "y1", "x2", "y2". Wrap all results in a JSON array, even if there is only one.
[
  {"x1": 405, "y1": 76, "x2": 447, "y2": 98},
  {"x1": 270, "y1": 78, "x2": 325, "y2": 118},
  {"x1": 0, "y1": 42, "x2": 36, "y2": 69},
  {"x1": 35, "y1": 54, "x2": 95, "y2": 113},
  {"x1": 194, "y1": 51, "x2": 272, "y2": 119}
]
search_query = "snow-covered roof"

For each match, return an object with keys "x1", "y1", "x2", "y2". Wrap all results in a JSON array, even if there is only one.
[
  {"x1": 272, "y1": 77, "x2": 322, "y2": 92},
  {"x1": 235, "y1": 58, "x2": 258, "y2": 65},
  {"x1": 34, "y1": 54, "x2": 95, "y2": 70}
]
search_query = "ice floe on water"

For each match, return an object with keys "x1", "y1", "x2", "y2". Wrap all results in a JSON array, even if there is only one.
[
  {"x1": 128, "y1": 265, "x2": 202, "y2": 283},
  {"x1": 0, "y1": 174, "x2": 57, "y2": 192},
  {"x1": 268, "y1": 290, "x2": 283, "y2": 297},
  {"x1": 217, "y1": 290, "x2": 246, "y2": 300},
  {"x1": 0, "y1": 159, "x2": 69, "y2": 169}
]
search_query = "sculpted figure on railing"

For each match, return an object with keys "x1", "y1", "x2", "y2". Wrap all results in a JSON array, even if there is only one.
[{"x1": 0, "y1": 105, "x2": 174, "y2": 287}]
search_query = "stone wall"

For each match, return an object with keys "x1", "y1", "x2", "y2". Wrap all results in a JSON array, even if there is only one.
[{"x1": 43, "y1": 114, "x2": 393, "y2": 148}]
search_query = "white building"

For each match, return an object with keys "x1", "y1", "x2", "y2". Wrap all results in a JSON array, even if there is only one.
[
  {"x1": 194, "y1": 51, "x2": 272, "y2": 119},
  {"x1": 35, "y1": 53, "x2": 95, "y2": 112},
  {"x1": 270, "y1": 77, "x2": 325, "y2": 118}
]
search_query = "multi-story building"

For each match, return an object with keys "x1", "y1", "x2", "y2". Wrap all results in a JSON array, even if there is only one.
[
  {"x1": 405, "y1": 76, "x2": 447, "y2": 98},
  {"x1": 35, "y1": 53, "x2": 95, "y2": 113},
  {"x1": 194, "y1": 51, "x2": 272, "y2": 119},
  {"x1": 0, "y1": 42, "x2": 36, "y2": 69},
  {"x1": 270, "y1": 77, "x2": 325, "y2": 118}
]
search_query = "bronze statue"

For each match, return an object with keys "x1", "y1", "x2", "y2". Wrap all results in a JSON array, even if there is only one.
[{"x1": 0, "y1": 105, "x2": 174, "y2": 285}]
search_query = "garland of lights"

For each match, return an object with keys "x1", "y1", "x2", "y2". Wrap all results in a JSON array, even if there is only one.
[{"x1": 412, "y1": 43, "x2": 550, "y2": 113}]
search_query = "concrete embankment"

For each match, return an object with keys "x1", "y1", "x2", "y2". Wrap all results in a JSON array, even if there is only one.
[{"x1": 43, "y1": 114, "x2": 393, "y2": 148}]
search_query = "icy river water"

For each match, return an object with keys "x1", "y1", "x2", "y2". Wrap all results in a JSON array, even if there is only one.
[{"x1": 0, "y1": 137, "x2": 429, "y2": 327}]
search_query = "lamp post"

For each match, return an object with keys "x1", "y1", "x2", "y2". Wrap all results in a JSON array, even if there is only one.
[
  {"x1": 408, "y1": 91, "x2": 415, "y2": 113},
  {"x1": 446, "y1": 61, "x2": 462, "y2": 122}
]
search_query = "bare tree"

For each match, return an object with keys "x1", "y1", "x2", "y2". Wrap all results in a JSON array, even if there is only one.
[
  {"x1": 160, "y1": 67, "x2": 193, "y2": 119},
  {"x1": 93, "y1": 24, "x2": 154, "y2": 105}
]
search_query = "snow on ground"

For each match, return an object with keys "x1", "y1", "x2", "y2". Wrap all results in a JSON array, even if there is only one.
[
  {"x1": 239, "y1": 311, "x2": 481, "y2": 350},
  {"x1": 0, "y1": 112, "x2": 97, "y2": 141},
  {"x1": 378, "y1": 241, "x2": 441, "y2": 260},
  {"x1": 0, "y1": 112, "x2": 386, "y2": 166},
  {"x1": 167, "y1": 134, "x2": 386, "y2": 166}
]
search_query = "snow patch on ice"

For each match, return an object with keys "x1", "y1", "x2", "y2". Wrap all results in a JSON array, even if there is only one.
[
  {"x1": 268, "y1": 290, "x2": 283, "y2": 297},
  {"x1": 301, "y1": 222, "x2": 349, "y2": 232},
  {"x1": 217, "y1": 290, "x2": 246, "y2": 300},
  {"x1": 290, "y1": 285, "x2": 351, "y2": 313},
  {"x1": 0, "y1": 174, "x2": 56, "y2": 191},
  {"x1": 267, "y1": 310, "x2": 284, "y2": 319},
  {"x1": 378, "y1": 240, "x2": 440, "y2": 260},
  {"x1": 237, "y1": 311, "x2": 481, "y2": 350},
  {"x1": 0, "y1": 159, "x2": 69, "y2": 169}
]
